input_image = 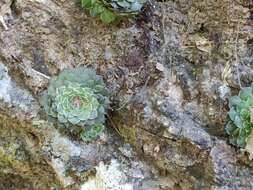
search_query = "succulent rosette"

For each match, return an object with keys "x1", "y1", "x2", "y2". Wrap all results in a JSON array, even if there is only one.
[
  {"x1": 40, "y1": 67, "x2": 110, "y2": 141},
  {"x1": 226, "y1": 83, "x2": 253, "y2": 147},
  {"x1": 80, "y1": 0, "x2": 147, "y2": 24},
  {"x1": 102, "y1": 0, "x2": 146, "y2": 14}
]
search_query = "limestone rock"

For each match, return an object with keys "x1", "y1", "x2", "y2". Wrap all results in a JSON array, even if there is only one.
[{"x1": 0, "y1": 0, "x2": 253, "y2": 189}]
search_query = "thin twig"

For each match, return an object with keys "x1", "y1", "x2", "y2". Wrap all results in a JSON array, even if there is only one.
[
  {"x1": 30, "y1": 67, "x2": 51, "y2": 80},
  {"x1": 18, "y1": 63, "x2": 50, "y2": 80}
]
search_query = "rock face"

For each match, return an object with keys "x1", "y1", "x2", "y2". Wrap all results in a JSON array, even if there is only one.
[{"x1": 0, "y1": 0, "x2": 253, "y2": 189}]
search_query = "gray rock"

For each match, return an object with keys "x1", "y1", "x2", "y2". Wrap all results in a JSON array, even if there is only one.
[{"x1": 0, "y1": 0, "x2": 253, "y2": 189}]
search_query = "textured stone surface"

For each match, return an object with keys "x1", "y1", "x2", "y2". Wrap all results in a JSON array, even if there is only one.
[
  {"x1": 0, "y1": 0, "x2": 253, "y2": 189},
  {"x1": 111, "y1": 0, "x2": 253, "y2": 189}
]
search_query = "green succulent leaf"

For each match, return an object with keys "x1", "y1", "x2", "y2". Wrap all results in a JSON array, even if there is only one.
[
  {"x1": 226, "y1": 121, "x2": 236, "y2": 134},
  {"x1": 82, "y1": 0, "x2": 95, "y2": 8},
  {"x1": 130, "y1": 2, "x2": 142, "y2": 11},
  {"x1": 228, "y1": 108, "x2": 237, "y2": 121},
  {"x1": 90, "y1": 3, "x2": 105, "y2": 17},
  {"x1": 103, "y1": 0, "x2": 146, "y2": 13},
  {"x1": 240, "y1": 109, "x2": 249, "y2": 120},
  {"x1": 228, "y1": 96, "x2": 241, "y2": 108},
  {"x1": 100, "y1": 10, "x2": 116, "y2": 24},
  {"x1": 239, "y1": 87, "x2": 252, "y2": 100},
  {"x1": 81, "y1": 124, "x2": 105, "y2": 141},
  {"x1": 225, "y1": 83, "x2": 253, "y2": 148},
  {"x1": 40, "y1": 67, "x2": 110, "y2": 141}
]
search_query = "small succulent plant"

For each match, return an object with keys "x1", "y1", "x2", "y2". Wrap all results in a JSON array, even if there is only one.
[
  {"x1": 102, "y1": 0, "x2": 146, "y2": 14},
  {"x1": 81, "y1": 0, "x2": 117, "y2": 24},
  {"x1": 40, "y1": 67, "x2": 110, "y2": 141},
  {"x1": 80, "y1": 0, "x2": 146, "y2": 24},
  {"x1": 225, "y1": 83, "x2": 253, "y2": 147}
]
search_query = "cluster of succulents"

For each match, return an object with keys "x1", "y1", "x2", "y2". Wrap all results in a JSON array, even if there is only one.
[
  {"x1": 40, "y1": 67, "x2": 110, "y2": 141},
  {"x1": 80, "y1": 0, "x2": 146, "y2": 24},
  {"x1": 226, "y1": 83, "x2": 253, "y2": 147}
]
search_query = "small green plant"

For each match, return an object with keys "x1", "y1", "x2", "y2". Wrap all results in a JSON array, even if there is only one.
[
  {"x1": 40, "y1": 67, "x2": 110, "y2": 141},
  {"x1": 225, "y1": 83, "x2": 253, "y2": 147},
  {"x1": 81, "y1": 0, "x2": 117, "y2": 24},
  {"x1": 80, "y1": 0, "x2": 146, "y2": 24}
]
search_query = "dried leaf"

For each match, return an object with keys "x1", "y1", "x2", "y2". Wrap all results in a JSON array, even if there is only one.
[{"x1": 194, "y1": 36, "x2": 212, "y2": 53}]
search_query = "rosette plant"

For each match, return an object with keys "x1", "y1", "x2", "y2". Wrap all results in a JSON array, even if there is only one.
[
  {"x1": 80, "y1": 0, "x2": 146, "y2": 24},
  {"x1": 102, "y1": 0, "x2": 146, "y2": 14},
  {"x1": 40, "y1": 67, "x2": 110, "y2": 141},
  {"x1": 225, "y1": 83, "x2": 253, "y2": 147}
]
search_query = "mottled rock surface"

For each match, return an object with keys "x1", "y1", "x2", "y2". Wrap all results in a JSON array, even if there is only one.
[{"x1": 0, "y1": 0, "x2": 253, "y2": 189}]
